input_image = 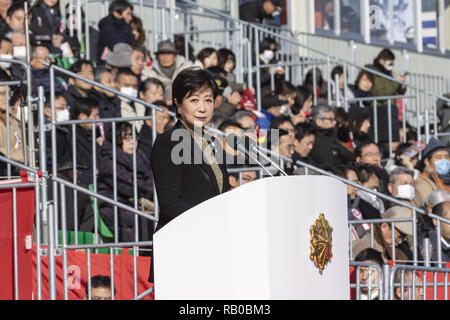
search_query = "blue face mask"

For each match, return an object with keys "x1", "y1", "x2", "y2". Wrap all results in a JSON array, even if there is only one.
[{"x1": 435, "y1": 159, "x2": 450, "y2": 176}]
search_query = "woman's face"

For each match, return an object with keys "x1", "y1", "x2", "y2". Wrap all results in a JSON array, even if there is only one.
[
  {"x1": 346, "y1": 169, "x2": 359, "y2": 200},
  {"x1": 140, "y1": 83, "x2": 164, "y2": 104},
  {"x1": 224, "y1": 58, "x2": 235, "y2": 73},
  {"x1": 203, "y1": 52, "x2": 219, "y2": 69},
  {"x1": 360, "y1": 119, "x2": 371, "y2": 134},
  {"x1": 122, "y1": 130, "x2": 136, "y2": 155},
  {"x1": 358, "y1": 74, "x2": 374, "y2": 92},
  {"x1": 177, "y1": 86, "x2": 215, "y2": 128}
]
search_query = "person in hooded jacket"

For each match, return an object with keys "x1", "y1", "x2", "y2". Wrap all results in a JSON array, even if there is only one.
[
  {"x1": 98, "y1": 121, "x2": 154, "y2": 242},
  {"x1": 97, "y1": 0, "x2": 134, "y2": 61}
]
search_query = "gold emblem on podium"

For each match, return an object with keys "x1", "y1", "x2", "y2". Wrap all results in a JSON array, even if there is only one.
[{"x1": 310, "y1": 213, "x2": 333, "y2": 273}]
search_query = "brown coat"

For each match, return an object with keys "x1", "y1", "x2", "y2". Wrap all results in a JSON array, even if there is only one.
[
  {"x1": 352, "y1": 225, "x2": 410, "y2": 263},
  {"x1": 0, "y1": 112, "x2": 24, "y2": 163},
  {"x1": 413, "y1": 168, "x2": 450, "y2": 207}
]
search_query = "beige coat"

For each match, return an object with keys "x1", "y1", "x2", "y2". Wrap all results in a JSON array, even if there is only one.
[
  {"x1": 120, "y1": 98, "x2": 146, "y2": 133},
  {"x1": 141, "y1": 55, "x2": 193, "y2": 101},
  {"x1": 0, "y1": 112, "x2": 24, "y2": 163}
]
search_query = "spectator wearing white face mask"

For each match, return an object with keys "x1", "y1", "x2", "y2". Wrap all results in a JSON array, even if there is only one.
[
  {"x1": 42, "y1": 93, "x2": 72, "y2": 169},
  {"x1": 0, "y1": 36, "x2": 13, "y2": 73},
  {"x1": 387, "y1": 167, "x2": 416, "y2": 210},
  {"x1": 255, "y1": 37, "x2": 285, "y2": 97},
  {"x1": 116, "y1": 67, "x2": 145, "y2": 132}
]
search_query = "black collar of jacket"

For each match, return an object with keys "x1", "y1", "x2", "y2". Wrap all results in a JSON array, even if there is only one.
[{"x1": 171, "y1": 120, "x2": 226, "y2": 195}]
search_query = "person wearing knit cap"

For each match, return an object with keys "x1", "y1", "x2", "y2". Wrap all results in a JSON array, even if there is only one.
[{"x1": 413, "y1": 137, "x2": 450, "y2": 207}]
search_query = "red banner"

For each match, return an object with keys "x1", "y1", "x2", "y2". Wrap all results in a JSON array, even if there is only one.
[
  {"x1": 0, "y1": 186, "x2": 35, "y2": 300},
  {"x1": 32, "y1": 246, "x2": 154, "y2": 300}
]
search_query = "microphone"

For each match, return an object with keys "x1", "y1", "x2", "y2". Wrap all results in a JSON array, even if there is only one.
[{"x1": 226, "y1": 134, "x2": 288, "y2": 177}]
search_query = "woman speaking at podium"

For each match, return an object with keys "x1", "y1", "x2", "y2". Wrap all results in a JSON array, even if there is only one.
[{"x1": 151, "y1": 67, "x2": 230, "y2": 231}]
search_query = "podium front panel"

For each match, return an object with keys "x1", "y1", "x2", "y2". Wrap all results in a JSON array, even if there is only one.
[{"x1": 154, "y1": 176, "x2": 349, "y2": 300}]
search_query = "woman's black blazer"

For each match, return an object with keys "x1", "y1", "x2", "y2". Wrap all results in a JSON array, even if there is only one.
[{"x1": 151, "y1": 120, "x2": 230, "y2": 231}]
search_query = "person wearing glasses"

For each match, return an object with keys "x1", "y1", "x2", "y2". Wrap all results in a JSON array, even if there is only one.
[
  {"x1": 354, "y1": 140, "x2": 391, "y2": 201},
  {"x1": 353, "y1": 206, "x2": 413, "y2": 263},
  {"x1": 308, "y1": 103, "x2": 353, "y2": 168}
]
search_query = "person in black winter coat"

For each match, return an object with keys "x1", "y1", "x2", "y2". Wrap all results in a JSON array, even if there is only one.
[
  {"x1": 30, "y1": 0, "x2": 62, "y2": 46},
  {"x1": 97, "y1": 0, "x2": 134, "y2": 61},
  {"x1": 89, "y1": 65, "x2": 121, "y2": 120},
  {"x1": 308, "y1": 104, "x2": 353, "y2": 168},
  {"x1": 63, "y1": 60, "x2": 95, "y2": 107},
  {"x1": 42, "y1": 92, "x2": 72, "y2": 169},
  {"x1": 70, "y1": 97, "x2": 103, "y2": 187},
  {"x1": 239, "y1": 0, "x2": 276, "y2": 24},
  {"x1": 30, "y1": 45, "x2": 65, "y2": 94},
  {"x1": 98, "y1": 121, "x2": 154, "y2": 242}
]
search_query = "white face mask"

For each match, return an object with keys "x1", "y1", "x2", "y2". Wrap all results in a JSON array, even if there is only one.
[
  {"x1": 396, "y1": 184, "x2": 415, "y2": 201},
  {"x1": 384, "y1": 63, "x2": 394, "y2": 71},
  {"x1": 263, "y1": 50, "x2": 275, "y2": 61},
  {"x1": 280, "y1": 105, "x2": 290, "y2": 116},
  {"x1": 56, "y1": 109, "x2": 70, "y2": 122},
  {"x1": 13, "y1": 46, "x2": 26, "y2": 60},
  {"x1": 15, "y1": 106, "x2": 28, "y2": 122},
  {"x1": 120, "y1": 87, "x2": 138, "y2": 100},
  {"x1": 0, "y1": 54, "x2": 12, "y2": 69}
]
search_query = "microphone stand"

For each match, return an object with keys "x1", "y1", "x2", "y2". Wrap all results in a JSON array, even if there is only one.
[{"x1": 235, "y1": 135, "x2": 289, "y2": 177}]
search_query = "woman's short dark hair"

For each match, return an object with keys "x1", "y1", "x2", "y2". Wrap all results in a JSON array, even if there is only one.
[
  {"x1": 292, "y1": 85, "x2": 312, "y2": 115},
  {"x1": 109, "y1": 0, "x2": 133, "y2": 15},
  {"x1": 260, "y1": 37, "x2": 278, "y2": 54},
  {"x1": 106, "y1": 121, "x2": 133, "y2": 148},
  {"x1": 140, "y1": 77, "x2": 165, "y2": 95},
  {"x1": 172, "y1": 67, "x2": 219, "y2": 116},
  {"x1": 275, "y1": 80, "x2": 297, "y2": 97},
  {"x1": 70, "y1": 98, "x2": 98, "y2": 120},
  {"x1": 331, "y1": 65, "x2": 344, "y2": 81},
  {"x1": 375, "y1": 48, "x2": 395, "y2": 62},
  {"x1": 218, "y1": 48, "x2": 236, "y2": 70},
  {"x1": 294, "y1": 122, "x2": 316, "y2": 142},
  {"x1": 196, "y1": 48, "x2": 220, "y2": 66},
  {"x1": 355, "y1": 69, "x2": 375, "y2": 87}
]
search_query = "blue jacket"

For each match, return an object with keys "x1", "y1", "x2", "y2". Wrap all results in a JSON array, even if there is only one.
[{"x1": 255, "y1": 109, "x2": 277, "y2": 132}]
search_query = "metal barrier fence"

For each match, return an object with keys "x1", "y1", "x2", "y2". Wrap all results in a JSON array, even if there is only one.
[{"x1": 390, "y1": 264, "x2": 449, "y2": 300}]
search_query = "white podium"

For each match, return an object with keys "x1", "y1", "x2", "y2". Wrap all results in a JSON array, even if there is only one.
[{"x1": 153, "y1": 176, "x2": 349, "y2": 300}]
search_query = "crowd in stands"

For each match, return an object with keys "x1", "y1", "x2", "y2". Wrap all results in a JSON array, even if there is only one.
[{"x1": 0, "y1": 0, "x2": 448, "y2": 281}]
